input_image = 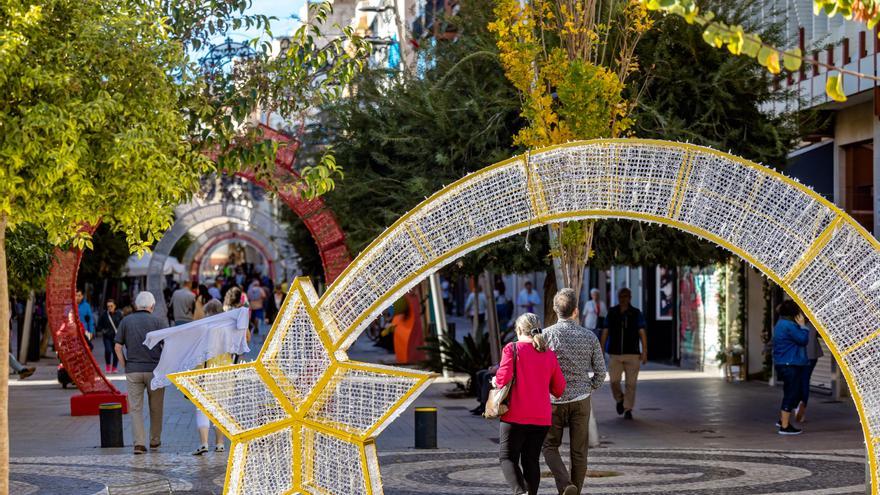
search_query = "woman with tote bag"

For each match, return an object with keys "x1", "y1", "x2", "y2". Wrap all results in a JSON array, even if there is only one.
[{"x1": 492, "y1": 313, "x2": 566, "y2": 495}]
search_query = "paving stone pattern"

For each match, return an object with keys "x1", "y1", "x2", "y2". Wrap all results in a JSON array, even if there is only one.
[{"x1": 9, "y1": 332, "x2": 869, "y2": 494}]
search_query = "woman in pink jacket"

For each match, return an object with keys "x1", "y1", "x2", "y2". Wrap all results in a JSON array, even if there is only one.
[{"x1": 495, "y1": 313, "x2": 566, "y2": 495}]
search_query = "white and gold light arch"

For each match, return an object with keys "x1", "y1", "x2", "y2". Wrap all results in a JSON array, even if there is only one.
[{"x1": 173, "y1": 139, "x2": 880, "y2": 494}]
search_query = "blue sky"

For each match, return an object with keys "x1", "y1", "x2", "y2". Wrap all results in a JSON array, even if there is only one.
[{"x1": 249, "y1": 0, "x2": 307, "y2": 37}]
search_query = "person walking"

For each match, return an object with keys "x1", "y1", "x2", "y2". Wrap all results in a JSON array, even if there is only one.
[
  {"x1": 75, "y1": 289, "x2": 95, "y2": 350},
  {"x1": 772, "y1": 300, "x2": 809, "y2": 435},
  {"x1": 96, "y1": 299, "x2": 123, "y2": 373},
  {"x1": 192, "y1": 284, "x2": 211, "y2": 321},
  {"x1": 8, "y1": 353, "x2": 35, "y2": 379},
  {"x1": 464, "y1": 285, "x2": 488, "y2": 332},
  {"x1": 542, "y1": 288, "x2": 607, "y2": 495},
  {"x1": 600, "y1": 287, "x2": 647, "y2": 420},
  {"x1": 517, "y1": 281, "x2": 541, "y2": 316},
  {"x1": 115, "y1": 291, "x2": 166, "y2": 454},
  {"x1": 192, "y1": 300, "x2": 231, "y2": 455},
  {"x1": 208, "y1": 278, "x2": 222, "y2": 301},
  {"x1": 796, "y1": 322, "x2": 824, "y2": 423},
  {"x1": 495, "y1": 313, "x2": 566, "y2": 495},
  {"x1": 246, "y1": 279, "x2": 266, "y2": 335},
  {"x1": 170, "y1": 280, "x2": 196, "y2": 326},
  {"x1": 582, "y1": 288, "x2": 606, "y2": 340}
]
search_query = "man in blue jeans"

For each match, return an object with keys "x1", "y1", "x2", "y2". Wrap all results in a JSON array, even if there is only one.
[
  {"x1": 75, "y1": 289, "x2": 94, "y2": 349},
  {"x1": 772, "y1": 300, "x2": 809, "y2": 435}
]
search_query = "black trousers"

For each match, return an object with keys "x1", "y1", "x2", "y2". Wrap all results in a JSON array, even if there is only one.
[
  {"x1": 102, "y1": 333, "x2": 118, "y2": 367},
  {"x1": 499, "y1": 421, "x2": 550, "y2": 495}
]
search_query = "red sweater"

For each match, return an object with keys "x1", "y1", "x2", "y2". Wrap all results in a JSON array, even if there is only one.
[{"x1": 495, "y1": 341, "x2": 566, "y2": 426}]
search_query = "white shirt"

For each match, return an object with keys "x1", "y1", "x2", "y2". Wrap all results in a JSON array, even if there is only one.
[
  {"x1": 583, "y1": 299, "x2": 607, "y2": 330},
  {"x1": 144, "y1": 307, "x2": 250, "y2": 390},
  {"x1": 517, "y1": 289, "x2": 541, "y2": 314},
  {"x1": 464, "y1": 292, "x2": 488, "y2": 316}
]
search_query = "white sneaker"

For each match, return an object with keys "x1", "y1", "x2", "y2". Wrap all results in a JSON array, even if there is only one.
[
  {"x1": 192, "y1": 445, "x2": 209, "y2": 456},
  {"x1": 215, "y1": 444, "x2": 226, "y2": 453}
]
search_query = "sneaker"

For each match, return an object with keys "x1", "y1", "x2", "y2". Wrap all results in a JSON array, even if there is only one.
[
  {"x1": 624, "y1": 410, "x2": 633, "y2": 420},
  {"x1": 133, "y1": 445, "x2": 147, "y2": 455},
  {"x1": 563, "y1": 485, "x2": 579, "y2": 495},
  {"x1": 105, "y1": 364, "x2": 111, "y2": 373},
  {"x1": 778, "y1": 425, "x2": 803, "y2": 435},
  {"x1": 616, "y1": 401, "x2": 624, "y2": 415},
  {"x1": 192, "y1": 445, "x2": 209, "y2": 456},
  {"x1": 150, "y1": 442, "x2": 161, "y2": 450},
  {"x1": 215, "y1": 444, "x2": 226, "y2": 453},
  {"x1": 111, "y1": 367, "x2": 118, "y2": 374},
  {"x1": 18, "y1": 367, "x2": 35, "y2": 380}
]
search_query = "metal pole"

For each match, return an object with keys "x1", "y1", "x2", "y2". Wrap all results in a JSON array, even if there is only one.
[{"x1": 428, "y1": 273, "x2": 450, "y2": 378}]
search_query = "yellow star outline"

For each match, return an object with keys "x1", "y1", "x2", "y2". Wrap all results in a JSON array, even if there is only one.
[{"x1": 169, "y1": 277, "x2": 435, "y2": 495}]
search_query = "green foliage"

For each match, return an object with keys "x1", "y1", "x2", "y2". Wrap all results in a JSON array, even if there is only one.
[
  {"x1": 309, "y1": 0, "x2": 525, "y2": 273},
  {"x1": 421, "y1": 327, "x2": 493, "y2": 378},
  {"x1": 634, "y1": 0, "x2": 802, "y2": 167},
  {"x1": 6, "y1": 224, "x2": 54, "y2": 297},
  {"x1": 281, "y1": 209, "x2": 324, "y2": 281},
  {"x1": 590, "y1": 219, "x2": 728, "y2": 269},
  {"x1": 0, "y1": 0, "x2": 369, "y2": 255}
]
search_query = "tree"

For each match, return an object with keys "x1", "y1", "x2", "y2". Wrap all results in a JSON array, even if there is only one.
[
  {"x1": 489, "y1": 0, "x2": 653, "y2": 306},
  {"x1": 0, "y1": 0, "x2": 368, "y2": 489},
  {"x1": 313, "y1": 0, "x2": 524, "y2": 257}
]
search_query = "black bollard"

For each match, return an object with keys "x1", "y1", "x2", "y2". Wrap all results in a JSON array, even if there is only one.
[
  {"x1": 414, "y1": 407, "x2": 437, "y2": 449},
  {"x1": 99, "y1": 402, "x2": 124, "y2": 448}
]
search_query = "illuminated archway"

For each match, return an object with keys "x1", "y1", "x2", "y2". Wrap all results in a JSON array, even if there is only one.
[
  {"x1": 183, "y1": 228, "x2": 283, "y2": 281},
  {"x1": 145, "y1": 202, "x2": 292, "y2": 322},
  {"x1": 172, "y1": 139, "x2": 880, "y2": 494}
]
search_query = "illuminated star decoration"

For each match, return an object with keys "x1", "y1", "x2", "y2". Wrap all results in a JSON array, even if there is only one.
[{"x1": 170, "y1": 278, "x2": 434, "y2": 495}]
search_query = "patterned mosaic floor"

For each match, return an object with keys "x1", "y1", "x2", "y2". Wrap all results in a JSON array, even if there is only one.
[{"x1": 10, "y1": 448, "x2": 866, "y2": 495}]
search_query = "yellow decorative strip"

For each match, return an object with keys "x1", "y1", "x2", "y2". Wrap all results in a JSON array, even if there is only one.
[
  {"x1": 404, "y1": 223, "x2": 431, "y2": 262},
  {"x1": 667, "y1": 150, "x2": 693, "y2": 220},
  {"x1": 843, "y1": 328, "x2": 880, "y2": 357},
  {"x1": 255, "y1": 362, "x2": 297, "y2": 416},
  {"x1": 783, "y1": 216, "x2": 842, "y2": 285},
  {"x1": 360, "y1": 443, "x2": 373, "y2": 495},
  {"x1": 235, "y1": 418, "x2": 297, "y2": 443}
]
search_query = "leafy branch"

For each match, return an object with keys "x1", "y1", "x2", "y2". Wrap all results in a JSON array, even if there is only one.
[{"x1": 643, "y1": 0, "x2": 880, "y2": 102}]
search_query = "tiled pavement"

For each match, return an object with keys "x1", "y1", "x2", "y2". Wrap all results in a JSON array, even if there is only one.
[{"x1": 9, "y1": 330, "x2": 870, "y2": 494}]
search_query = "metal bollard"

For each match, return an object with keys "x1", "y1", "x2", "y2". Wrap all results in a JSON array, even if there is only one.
[
  {"x1": 99, "y1": 403, "x2": 124, "y2": 448},
  {"x1": 414, "y1": 407, "x2": 437, "y2": 449}
]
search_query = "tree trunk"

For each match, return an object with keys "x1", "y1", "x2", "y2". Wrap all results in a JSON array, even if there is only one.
[
  {"x1": 483, "y1": 271, "x2": 501, "y2": 365},
  {"x1": 18, "y1": 291, "x2": 34, "y2": 364},
  {"x1": 0, "y1": 214, "x2": 11, "y2": 493},
  {"x1": 543, "y1": 268, "x2": 558, "y2": 327}
]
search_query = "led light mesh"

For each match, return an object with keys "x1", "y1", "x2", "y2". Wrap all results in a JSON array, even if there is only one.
[
  {"x1": 321, "y1": 162, "x2": 534, "y2": 347},
  {"x1": 301, "y1": 428, "x2": 370, "y2": 495},
  {"x1": 791, "y1": 221, "x2": 880, "y2": 351},
  {"x1": 227, "y1": 427, "x2": 296, "y2": 495},
  {"x1": 261, "y1": 294, "x2": 332, "y2": 409},
  {"x1": 306, "y1": 367, "x2": 423, "y2": 436},
  {"x1": 174, "y1": 364, "x2": 291, "y2": 436}
]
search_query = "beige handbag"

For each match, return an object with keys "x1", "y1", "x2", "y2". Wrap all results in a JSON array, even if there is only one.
[{"x1": 484, "y1": 344, "x2": 517, "y2": 419}]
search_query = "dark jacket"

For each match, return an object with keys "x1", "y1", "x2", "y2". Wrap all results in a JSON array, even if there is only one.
[
  {"x1": 772, "y1": 318, "x2": 809, "y2": 366},
  {"x1": 604, "y1": 305, "x2": 646, "y2": 355},
  {"x1": 96, "y1": 310, "x2": 123, "y2": 338}
]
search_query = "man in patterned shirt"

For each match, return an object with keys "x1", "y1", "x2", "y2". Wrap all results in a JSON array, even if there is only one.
[{"x1": 541, "y1": 288, "x2": 607, "y2": 495}]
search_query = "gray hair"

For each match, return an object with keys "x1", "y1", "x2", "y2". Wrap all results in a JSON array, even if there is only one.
[
  {"x1": 203, "y1": 299, "x2": 223, "y2": 317},
  {"x1": 514, "y1": 313, "x2": 547, "y2": 352},
  {"x1": 590, "y1": 288, "x2": 600, "y2": 296},
  {"x1": 134, "y1": 291, "x2": 156, "y2": 311},
  {"x1": 553, "y1": 288, "x2": 577, "y2": 319}
]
